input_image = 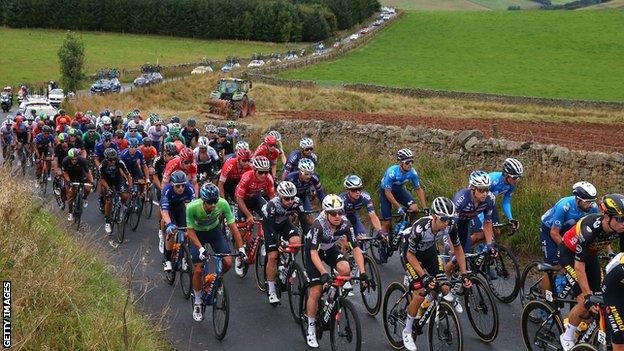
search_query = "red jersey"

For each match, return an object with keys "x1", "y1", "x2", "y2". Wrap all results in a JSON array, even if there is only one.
[
  {"x1": 253, "y1": 143, "x2": 281, "y2": 164},
  {"x1": 163, "y1": 157, "x2": 197, "y2": 181},
  {"x1": 55, "y1": 115, "x2": 72, "y2": 132},
  {"x1": 139, "y1": 145, "x2": 157, "y2": 164},
  {"x1": 219, "y1": 157, "x2": 252, "y2": 183},
  {"x1": 115, "y1": 138, "x2": 129, "y2": 151},
  {"x1": 235, "y1": 170, "x2": 275, "y2": 200}
]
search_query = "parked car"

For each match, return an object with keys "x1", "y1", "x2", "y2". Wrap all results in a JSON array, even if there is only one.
[
  {"x1": 19, "y1": 96, "x2": 57, "y2": 117},
  {"x1": 90, "y1": 78, "x2": 121, "y2": 94},
  {"x1": 221, "y1": 63, "x2": 234, "y2": 73},
  {"x1": 349, "y1": 34, "x2": 360, "y2": 41},
  {"x1": 284, "y1": 53, "x2": 298, "y2": 61},
  {"x1": 133, "y1": 72, "x2": 163, "y2": 87},
  {"x1": 191, "y1": 66, "x2": 213, "y2": 75},
  {"x1": 47, "y1": 88, "x2": 65, "y2": 107},
  {"x1": 247, "y1": 60, "x2": 265, "y2": 68},
  {"x1": 360, "y1": 27, "x2": 371, "y2": 35}
]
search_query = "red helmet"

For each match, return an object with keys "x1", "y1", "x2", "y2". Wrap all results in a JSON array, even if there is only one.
[
  {"x1": 264, "y1": 135, "x2": 277, "y2": 147},
  {"x1": 15, "y1": 115, "x2": 24, "y2": 123},
  {"x1": 179, "y1": 147, "x2": 194, "y2": 163},
  {"x1": 74, "y1": 111, "x2": 84, "y2": 120},
  {"x1": 236, "y1": 148, "x2": 252, "y2": 160}
]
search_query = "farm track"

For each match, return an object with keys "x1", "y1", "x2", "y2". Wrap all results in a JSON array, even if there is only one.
[{"x1": 272, "y1": 109, "x2": 624, "y2": 153}]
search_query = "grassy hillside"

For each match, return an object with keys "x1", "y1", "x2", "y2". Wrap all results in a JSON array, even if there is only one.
[
  {"x1": 0, "y1": 27, "x2": 292, "y2": 87},
  {"x1": 0, "y1": 173, "x2": 172, "y2": 350},
  {"x1": 381, "y1": 0, "x2": 540, "y2": 10},
  {"x1": 281, "y1": 10, "x2": 624, "y2": 101},
  {"x1": 580, "y1": 0, "x2": 624, "y2": 9}
]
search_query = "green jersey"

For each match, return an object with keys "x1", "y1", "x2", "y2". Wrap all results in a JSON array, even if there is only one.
[
  {"x1": 164, "y1": 135, "x2": 186, "y2": 144},
  {"x1": 186, "y1": 198, "x2": 234, "y2": 231}
]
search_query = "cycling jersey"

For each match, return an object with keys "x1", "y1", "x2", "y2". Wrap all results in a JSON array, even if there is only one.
[
  {"x1": 99, "y1": 159, "x2": 129, "y2": 183},
  {"x1": 181, "y1": 127, "x2": 199, "y2": 147},
  {"x1": 488, "y1": 172, "x2": 517, "y2": 220},
  {"x1": 604, "y1": 253, "x2": 624, "y2": 344},
  {"x1": 407, "y1": 216, "x2": 460, "y2": 254},
  {"x1": 164, "y1": 135, "x2": 186, "y2": 145},
  {"x1": 68, "y1": 136, "x2": 84, "y2": 150},
  {"x1": 340, "y1": 191, "x2": 375, "y2": 216},
  {"x1": 1, "y1": 125, "x2": 14, "y2": 143},
  {"x1": 210, "y1": 138, "x2": 234, "y2": 157},
  {"x1": 562, "y1": 214, "x2": 624, "y2": 262},
  {"x1": 123, "y1": 131, "x2": 143, "y2": 143},
  {"x1": 153, "y1": 156, "x2": 167, "y2": 182},
  {"x1": 219, "y1": 157, "x2": 252, "y2": 183},
  {"x1": 120, "y1": 148, "x2": 146, "y2": 180},
  {"x1": 284, "y1": 171, "x2": 325, "y2": 203},
  {"x1": 283, "y1": 150, "x2": 318, "y2": 175},
  {"x1": 541, "y1": 195, "x2": 599, "y2": 230},
  {"x1": 452, "y1": 188, "x2": 494, "y2": 221},
  {"x1": 226, "y1": 128, "x2": 240, "y2": 142},
  {"x1": 147, "y1": 125, "x2": 167, "y2": 142},
  {"x1": 139, "y1": 145, "x2": 157, "y2": 166},
  {"x1": 380, "y1": 164, "x2": 421, "y2": 190},
  {"x1": 163, "y1": 157, "x2": 197, "y2": 182},
  {"x1": 253, "y1": 143, "x2": 280, "y2": 165},
  {"x1": 34, "y1": 133, "x2": 55, "y2": 151},
  {"x1": 13, "y1": 122, "x2": 30, "y2": 143},
  {"x1": 160, "y1": 183, "x2": 195, "y2": 211},
  {"x1": 113, "y1": 138, "x2": 128, "y2": 151},
  {"x1": 61, "y1": 156, "x2": 89, "y2": 181},
  {"x1": 235, "y1": 170, "x2": 275, "y2": 200},
  {"x1": 54, "y1": 144, "x2": 70, "y2": 168},
  {"x1": 185, "y1": 198, "x2": 234, "y2": 231},
  {"x1": 262, "y1": 196, "x2": 309, "y2": 252},
  {"x1": 194, "y1": 147, "x2": 219, "y2": 178},
  {"x1": 307, "y1": 212, "x2": 357, "y2": 252},
  {"x1": 94, "y1": 141, "x2": 118, "y2": 161},
  {"x1": 82, "y1": 131, "x2": 101, "y2": 153}
]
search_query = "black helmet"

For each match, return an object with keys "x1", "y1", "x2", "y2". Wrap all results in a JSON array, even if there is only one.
[
  {"x1": 115, "y1": 130, "x2": 124, "y2": 137},
  {"x1": 104, "y1": 148, "x2": 118, "y2": 160},
  {"x1": 42, "y1": 125, "x2": 52, "y2": 133},
  {"x1": 216, "y1": 127, "x2": 227, "y2": 137},
  {"x1": 187, "y1": 118, "x2": 196, "y2": 127},
  {"x1": 601, "y1": 194, "x2": 624, "y2": 216},
  {"x1": 164, "y1": 142, "x2": 178, "y2": 155},
  {"x1": 86, "y1": 123, "x2": 96, "y2": 131}
]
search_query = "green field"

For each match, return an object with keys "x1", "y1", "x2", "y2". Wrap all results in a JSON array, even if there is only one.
[
  {"x1": 0, "y1": 27, "x2": 292, "y2": 87},
  {"x1": 282, "y1": 11, "x2": 624, "y2": 101},
  {"x1": 381, "y1": 0, "x2": 540, "y2": 10},
  {"x1": 580, "y1": 0, "x2": 624, "y2": 8}
]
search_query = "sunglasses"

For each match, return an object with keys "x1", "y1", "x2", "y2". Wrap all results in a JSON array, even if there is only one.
[
  {"x1": 282, "y1": 196, "x2": 295, "y2": 201},
  {"x1": 508, "y1": 175, "x2": 521, "y2": 179},
  {"x1": 303, "y1": 148, "x2": 313, "y2": 152},
  {"x1": 173, "y1": 183, "x2": 186, "y2": 188},
  {"x1": 182, "y1": 160, "x2": 192, "y2": 165},
  {"x1": 240, "y1": 159, "x2": 250, "y2": 163},
  {"x1": 402, "y1": 160, "x2": 413, "y2": 165},
  {"x1": 474, "y1": 187, "x2": 489, "y2": 193},
  {"x1": 439, "y1": 216, "x2": 454, "y2": 223},
  {"x1": 326, "y1": 210, "x2": 343, "y2": 217},
  {"x1": 613, "y1": 216, "x2": 624, "y2": 223},
  {"x1": 203, "y1": 199, "x2": 218, "y2": 205},
  {"x1": 349, "y1": 188, "x2": 362, "y2": 193},
  {"x1": 257, "y1": 170, "x2": 269, "y2": 175},
  {"x1": 267, "y1": 144, "x2": 277, "y2": 148}
]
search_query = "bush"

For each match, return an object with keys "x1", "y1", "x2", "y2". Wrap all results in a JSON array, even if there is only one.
[{"x1": 57, "y1": 31, "x2": 85, "y2": 93}]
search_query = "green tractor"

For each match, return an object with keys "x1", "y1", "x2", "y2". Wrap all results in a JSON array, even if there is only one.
[{"x1": 207, "y1": 78, "x2": 256, "y2": 118}]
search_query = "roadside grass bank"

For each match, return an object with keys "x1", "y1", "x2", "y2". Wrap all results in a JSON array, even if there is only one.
[
  {"x1": 65, "y1": 75, "x2": 624, "y2": 125},
  {"x1": 381, "y1": 0, "x2": 539, "y2": 10},
  {"x1": 280, "y1": 10, "x2": 624, "y2": 101},
  {"x1": 0, "y1": 171, "x2": 172, "y2": 350}
]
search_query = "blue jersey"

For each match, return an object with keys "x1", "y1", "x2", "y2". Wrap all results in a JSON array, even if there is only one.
[
  {"x1": 488, "y1": 171, "x2": 517, "y2": 220},
  {"x1": 380, "y1": 165, "x2": 421, "y2": 190},
  {"x1": 283, "y1": 150, "x2": 318, "y2": 175},
  {"x1": 160, "y1": 183, "x2": 195, "y2": 211},
  {"x1": 541, "y1": 196, "x2": 599, "y2": 230},
  {"x1": 94, "y1": 141, "x2": 118, "y2": 160},
  {"x1": 120, "y1": 149, "x2": 146, "y2": 171},
  {"x1": 453, "y1": 188, "x2": 495, "y2": 221},
  {"x1": 285, "y1": 171, "x2": 325, "y2": 201},
  {"x1": 123, "y1": 131, "x2": 143, "y2": 143},
  {"x1": 340, "y1": 191, "x2": 375, "y2": 217},
  {"x1": 34, "y1": 133, "x2": 55, "y2": 147}
]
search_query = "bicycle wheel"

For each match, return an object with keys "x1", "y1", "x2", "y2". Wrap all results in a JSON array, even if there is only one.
[
  {"x1": 428, "y1": 301, "x2": 462, "y2": 351},
  {"x1": 116, "y1": 203, "x2": 127, "y2": 243},
  {"x1": 212, "y1": 277, "x2": 229, "y2": 341},
  {"x1": 520, "y1": 300, "x2": 564, "y2": 351},
  {"x1": 570, "y1": 344, "x2": 599, "y2": 351},
  {"x1": 486, "y1": 245, "x2": 521, "y2": 303},
  {"x1": 130, "y1": 197, "x2": 142, "y2": 231},
  {"x1": 299, "y1": 288, "x2": 310, "y2": 340},
  {"x1": 254, "y1": 242, "x2": 267, "y2": 292},
  {"x1": 520, "y1": 261, "x2": 544, "y2": 307},
  {"x1": 463, "y1": 275, "x2": 499, "y2": 342},
  {"x1": 165, "y1": 248, "x2": 176, "y2": 286},
  {"x1": 382, "y1": 281, "x2": 409, "y2": 349},
  {"x1": 73, "y1": 194, "x2": 83, "y2": 229},
  {"x1": 360, "y1": 255, "x2": 382, "y2": 316},
  {"x1": 330, "y1": 298, "x2": 361, "y2": 351},
  {"x1": 144, "y1": 185, "x2": 154, "y2": 219},
  {"x1": 179, "y1": 244, "x2": 193, "y2": 299},
  {"x1": 287, "y1": 262, "x2": 305, "y2": 323}
]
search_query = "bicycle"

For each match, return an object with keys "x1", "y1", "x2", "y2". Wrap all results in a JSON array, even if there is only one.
[
  {"x1": 127, "y1": 182, "x2": 145, "y2": 231},
  {"x1": 256, "y1": 238, "x2": 306, "y2": 321},
  {"x1": 382, "y1": 274, "x2": 463, "y2": 351},
  {"x1": 109, "y1": 189, "x2": 129, "y2": 243},
  {"x1": 69, "y1": 182, "x2": 90, "y2": 229},
  {"x1": 347, "y1": 235, "x2": 383, "y2": 316},
  {"x1": 88, "y1": 154, "x2": 100, "y2": 189},
  {"x1": 373, "y1": 209, "x2": 423, "y2": 264},
  {"x1": 192, "y1": 251, "x2": 240, "y2": 341},
  {"x1": 299, "y1": 274, "x2": 363, "y2": 351},
  {"x1": 164, "y1": 226, "x2": 193, "y2": 299},
  {"x1": 53, "y1": 175, "x2": 66, "y2": 210},
  {"x1": 568, "y1": 295, "x2": 612, "y2": 351},
  {"x1": 142, "y1": 180, "x2": 155, "y2": 219},
  {"x1": 234, "y1": 218, "x2": 264, "y2": 280},
  {"x1": 38, "y1": 154, "x2": 52, "y2": 195}
]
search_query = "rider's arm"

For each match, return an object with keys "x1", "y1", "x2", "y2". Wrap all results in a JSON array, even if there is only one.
[
  {"x1": 160, "y1": 187, "x2": 172, "y2": 224},
  {"x1": 384, "y1": 188, "x2": 402, "y2": 209},
  {"x1": 415, "y1": 186, "x2": 427, "y2": 210},
  {"x1": 501, "y1": 190, "x2": 514, "y2": 221},
  {"x1": 406, "y1": 251, "x2": 427, "y2": 278},
  {"x1": 482, "y1": 194, "x2": 495, "y2": 245},
  {"x1": 448, "y1": 227, "x2": 468, "y2": 275},
  {"x1": 549, "y1": 227, "x2": 562, "y2": 245},
  {"x1": 574, "y1": 260, "x2": 592, "y2": 296},
  {"x1": 186, "y1": 228, "x2": 202, "y2": 250},
  {"x1": 223, "y1": 203, "x2": 243, "y2": 249}
]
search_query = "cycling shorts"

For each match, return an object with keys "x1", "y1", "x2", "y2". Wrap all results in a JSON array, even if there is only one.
[
  {"x1": 558, "y1": 244, "x2": 602, "y2": 297},
  {"x1": 604, "y1": 266, "x2": 624, "y2": 344},
  {"x1": 263, "y1": 220, "x2": 298, "y2": 253},
  {"x1": 190, "y1": 226, "x2": 230, "y2": 263},
  {"x1": 403, "y1": 245, "x2": 442, "y2": 279},
  {"x1": 540, "y1": 224, "x2": 561, "y2": 265},
  {"x1": 235, "y1": 194, "x2": 266, "y2": 222},
  {"x1": 346, "y1": 214, "x2": 366, "y2": 236},
  {"x1": 223, "y1": 180, "x2": 237, "y2": 202},
  {"x1": 304, "y1": 245, "x2": 347, "y2": 287},
  {"x1": 164, "y1": 203, "x2": 187, "y2": 228},
  {"x1": 379, "y1": 187, "x2": 415, "y2": 221}
]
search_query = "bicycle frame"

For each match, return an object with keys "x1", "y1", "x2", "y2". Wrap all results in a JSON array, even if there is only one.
[{"x1": 237, "y1": 220, "x2": 264, "y2": 264}]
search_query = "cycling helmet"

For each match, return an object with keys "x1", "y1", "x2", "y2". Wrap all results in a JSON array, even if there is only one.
[
  {"x1": 197, "y1": 136, "x2": 209, "y2": 148},
  {"x1": 15, "y1": 115, "x2": 24, "y2": 123},
  {"x1": 57, "y1": 133, "x2": 68, "y2": 142},
  {"x1": 277, "y1": 181, "x2": 297, "y2": 198},
  {"x1": 126, "y1": 111, "x2": 134, "y2": 119},
  {"x1": 70, "y1": 121, "x2": 80, "y2": 128},
  {"x1": 68, "y1": 128, "x2": 77, "y2": 136},
  {"x1": 469, "y1": 170, "x2": 491, "y2": 188},
  {"x1": 26, "y1": 114, "x2": 34, "y2": 121},
  {"x1": 267, "y1": 130, "x2": 282, "y2": 141},
  {"x1": 343, "y1": 175, "x2": 363, "y2": 189},
  {"x1": 298, "y1": 158, "x2": 315, "y2": 173},
  {"x1": 85, "y1": 123, "x2": 95, "y2": 131},
  {"x1": 170, "y1": 116, "x2": 180, "y2": 124},
  {"x1": 102, "y1": 131, "x2": 113, "y2": 140},
  {"x1": 164, "y1": 142, "x2": 178, "y2": 155},
  {"x1": 431, "y1": 197, "x2": 456, "y2": 217},
  {"x1": 299, "y1": 138, "x2": 314, "y2": 149},
  {"x1": 397, "y1": 148, "x2": 413, "y2": 162},
  {"x1": 179, "y1": 147, "x2": 194, "y2": 162},
  {"x1": 236, "y1": 148, "x2": 252, "y2": 160},
  {"x1": 200, "y1": 183, "x2": 220, "y2": 203},
  {"x1": 38, "y1": 112, "x2": 48, "y2": 120},
  {"x1": 235, "y1": 140, "x2": 250, "y2": 151},
  {"x1": 573, "y1": 181, "x2": 597, "y2": 201},
  {"x1": 127, "y1": 121, "x2": 137, "y2": 130},
  {"x1": 137, "y1": 124, "x2": 145, "y2": 132},
  {"x1": 187, "y1": 118, "x2": 196, "y2": 127},
  {"x1": 128, "y1": 138, "x2": 139, "y2": 148},
  {"x1": 41, "y1": 125, "x2": 52, "y2": 134},
  {"x1": 227, "y1": 121, "x2": 236, "y2": 128},
  {"x1": 264, "y1": 134, "x2": 277, "y2": 146},
  {"x1": 15, "y1": 111, "x2": 22, "y2": 116},
  {"x1": 205, "y1": 124, "x2": 217, "y2": 133},
  {"x1": 142, "y1": 138, "x2": 152, "y2": 146},
  {"x1": 115, "y1": 130, "x2": 124, "y2": 138},
  {"x1": 169, "y1": 125, "x2": 181, "y2": 136},
  {"x1": 601, "y1": 194, "x2": 624, "y2": 216},
  {"x1": 74, "y1": 111, "x2": 84, "y2": 120},
  {"x1": 5, "y1": 116, "x2": 13, "y2": 125},
  {"x1": 85, "y1": 110, "x2": 93, "y2": 116},
  {"x1": 170, "y1": 170, "x2": 188, "y2": 185},
  {"x1": 58, "y1": 109, "x2": 66, "y2": 115},
  {"x1": 251, "y1": 156, "x2": 270, "y2": 171},
  {"x1": 322, "y1": 194, "x2": 344, "y2": 211},
  {"x1": 216, "y1": 127, "x2": 227, "y2": 137},
  {"x1": 104, "y1": 148, "x2": 118, "y2": 160},
  {"x1": 503, "y1": 158, "x2": 524, "y2": 177},
  {"x1": 67, "y1": 148, "x2": 80, "y2": 158},
  {"x1": 101, "y1": 116, "x2": 112, "y2": 125}
]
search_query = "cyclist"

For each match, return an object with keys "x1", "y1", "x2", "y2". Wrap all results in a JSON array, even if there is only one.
[
  {"x1": 284, "y1": 158, "x2": 325, "y2": 217},
  {"x1": 559, "y1": 194, "x2": 624, "y2": 351},
  {"x1": 603, "y1": 252, "x2": 624, "y2": 351},
  {"x1": 113, "y1": 130, "x2": 128, "y2": 151},
  {"x1": 120, "y1": 138, "x2": 150, "y2": 198},
  {"x1": 194, "y1": 136, "x2": 220, "y2": 185},
  {"x1": 303, "y1": 194, "x2": 367, "y2": 348},
  {"x1": 205, "y1": 124, "x2": 217, "y2": 141},
  {"x1": 53, "y1": 133, "x2": 71, "y2": 176},
  {"x1": 181, "y1": 118, "x2": 199, "y2": 148},
  {"x1": 82, "y1": 123, "x2": 101, "y2": 157},
  {"x1": 94, "y1": 132, "x2": 117, "y2": 168},
  {"x1": 162, "y1": 147, "x2": 199, "y2": 196},
  {"x1": 267, "y1": 130, "x2": 288, "y2": 167},
  {"x1": 33, "y1": 125, "x2": 55, "y2": 181},
  {"x1": 187, "y1": 183, "x2": 245, "y2": 322},
  {"x1": 253, "y1": 134, "x2": 282, "y2": 178},
  {"x1": 225, "y1": 121, "x2": 240, "y2": 143},
  {"x1": 164, "y1": 124, "x2": 186, "y2": 146},
  {"x1": 96, "y1": 116, "x2": 113, "y2": 134},
  {"x1": 167, "y1": 115, "x2": 181, "y2": 130},
  {"x1": 1, "y1": 117, "x2": 15, "y2": 163},
  {"x1": 124, "y1": 122, "x2": 143, "y2": 144},
  {"x1": 400, "y1": 197, "x2": 472, "y2": 351},
  {"x1": 154, "y1": 142, "x2": 179, "y2": 253},
  {"x1": 55, "y1": 109, "x2": 72, "y2": 133},
  {"x1": 13, "y1": 115, "x2": 31, "y2": 164},
  {"x1": 218, "y1": 147, "x2": 253, "y2": 202},
  {"x1": 62, "y1": 148, "x2": 94, "y2": 221},
  {"x1": 339, "y1": 174, "x2": 384, "y2": 237},
  {"x1": 161, "y1": 170, "x2": 195, "y2": 272},
  {"x1": 262, "y1": 181, "x2": 308, "y2": 304},
  {"x1": 147, "y1": 118, "x2": 167, "y2": 152},
  {"x1": 210, "y1": 127, "x2": 234, "y2": 160},
  {"x1": 282, "y1": 137, "x2": 317, "y2": 179},
  {"x1": 99, "y1": 148, "x2": 133, "y2": 235}
]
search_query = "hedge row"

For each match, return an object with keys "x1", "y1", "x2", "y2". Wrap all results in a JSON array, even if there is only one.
[{"x1": 0, "y1": 0, "x2": 379, "y2": 42}]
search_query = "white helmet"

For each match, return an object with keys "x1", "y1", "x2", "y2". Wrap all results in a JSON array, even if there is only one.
[
  {"x1": 127, "y1": 121, "x2": 137, "y2": 130},
  {"x1": 251, "y1": 156, "x2": 270, "y2": 172},
  {"x1": 198, "y1": 136, "x2": 209, "y2": 148},
  {"x1": 343, "y1": 175, "x2": 363, "y2": 189},
  {"x1": 503, "y1": 158, "x2": 524, "y2": 177},
  {"x1": 206, "y1": 124, "x2": 217, "y2": 133},
  {"x1": 299, "y1": 137, "x2": 314, "y2": 149},
  {"x1": 397, "y1": 148, "x2": 413, "y2": 162},
  {"x1": 101, "y1": 116, "x2": 112, "y2": 125},
  {"x1": 277, "y1": 181, "x2": 297, "y2": 198},
  {"x1": 298, "y1": 158, "x2": 315, "y2": 173},
  {"x1": 431, "y1": 197, "x2": 456, "y2": 217},
  {"x1": 268, "y1": 130, "x2": 282, "y2": 141},
  {"x1": 469, "y1": 170, "x2": 491, "y2": 188},
  {"x1": 322, "y1": 194, "x2": 344, "y2": 211},
  {"x1": 572, "y1": 181, "x2": 597, "y2": 201},
  {"x1": 235, "y1": 140, "x2": 250, "y2": 151}
]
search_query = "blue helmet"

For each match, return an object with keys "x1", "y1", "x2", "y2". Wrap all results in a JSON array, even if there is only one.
[
  {"x1": 128, "y1": 138, "x2": 139, "y2": 148},
  {"x1": 200, "y1": 183, "x2": 220, "y2": 203},
  {"x1": 469, "y1": 170, "x2": 491, "y2": 188},
  {"x1": 102, "y1": 131, "x2": 113, "y2": 140},
  {"x1": 170, "y1": 170, "x2": 188, "y2": 185}
]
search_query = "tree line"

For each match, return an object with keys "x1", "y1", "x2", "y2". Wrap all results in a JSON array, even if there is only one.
[{"x1": 0, "y1": 0, "x2": 380, "y2": 42}]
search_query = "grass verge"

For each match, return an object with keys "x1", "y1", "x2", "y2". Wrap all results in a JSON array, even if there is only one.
[
  {"x1": 381, "y1": 0, "x2": 539, "y2": 10},
  {"x1": 0, "y1": 171, "x2": 172, "y2": 350}
]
